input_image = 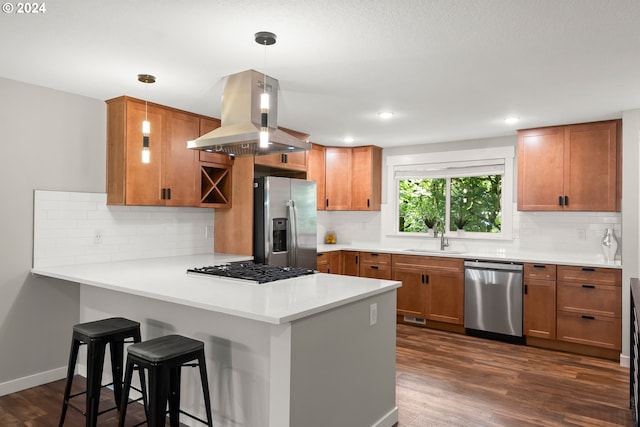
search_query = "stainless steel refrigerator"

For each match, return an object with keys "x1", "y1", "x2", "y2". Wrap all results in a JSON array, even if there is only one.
[{"x1": 253, "y1": 176, "x2": 317, "y2": 269}]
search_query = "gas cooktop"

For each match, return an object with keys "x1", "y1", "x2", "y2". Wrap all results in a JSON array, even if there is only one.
[{"x1": 187, "y1": 262, "x2": 316, "y2": 284}]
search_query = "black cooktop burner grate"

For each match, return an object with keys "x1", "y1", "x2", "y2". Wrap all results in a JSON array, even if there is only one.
[{"x1": 187, "y1": 262, "x2": 316, "y2": 284}]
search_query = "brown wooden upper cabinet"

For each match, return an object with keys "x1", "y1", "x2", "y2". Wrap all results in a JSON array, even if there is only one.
[
  {"x1": 307, "y1": 144, "x2": 326, "y2": 210},
  {"x1": 254, "y1": 127, "x2": 309, "y2": 174},
  {"x1": 107, "y1": 96, "x2": 200, "y2": 206},
  {"x1": 107, "y1": 96, "x2": 230, "y2": 207},
  {"x1": 321, "y1": 145, "x2": 382, "y2": 211},
  {"x1": 517, "y1": 120, "x2": 621, "y2": 211}
]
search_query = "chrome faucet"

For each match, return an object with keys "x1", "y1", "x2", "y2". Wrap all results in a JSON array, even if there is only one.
[
  {"x1": 440, "y1": 233, "x2": 449, "y2": 251},
  {"x1": 434, "y1": 220, "x2": 449, "y2": 251}
]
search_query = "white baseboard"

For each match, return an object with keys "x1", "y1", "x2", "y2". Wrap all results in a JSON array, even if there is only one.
[
  {"x1": 620, "y1": 354, "x2": 631, "y2": 368},
  {"x1": 0, "y1": 366, "x2": 67, "y2": 397},
  {"x1": 372, "y1": 406, "x2": 399, "y2": 427}
]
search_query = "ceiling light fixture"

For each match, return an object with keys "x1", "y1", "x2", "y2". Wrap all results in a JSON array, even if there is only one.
[
  {"x1": 137, "y1": 74, "x2": 156, "y2": 164},
  {"x1": 378, "y1": 111, "x2": 394, "y2": 119},
  {"x1": 344, "y1": 136, "x2": 355, "y2": 143},
  {"x1": 255, "y1": 31, "x2": 276, "y2": 149},
  {"x1": 504, "y1": 116, "x2": 520, "y2": 124}
]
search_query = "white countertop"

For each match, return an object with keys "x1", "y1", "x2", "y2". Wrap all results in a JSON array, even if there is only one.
[
  {"x1": 317, "y1": 243, "x2": 622, "y2": 269},
  {"x1": 31, "y1": 254, "x2": 401, "y2": 325}
]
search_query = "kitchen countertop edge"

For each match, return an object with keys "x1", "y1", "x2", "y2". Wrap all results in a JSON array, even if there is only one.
[
  {"x1": 31, "y1": 253, "x2": 401, "y2": 325},
  {"x1": 317, "y1": 244, "x2": 622, "y2": 269}
]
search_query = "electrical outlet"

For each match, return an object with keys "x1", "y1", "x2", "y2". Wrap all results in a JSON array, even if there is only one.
[
  {"x1": 369, "y1": 303, "x2": 378, "y2": 326},
  {"x1": 205, "y1": 225, "x2": 213, "y2": 238},
  {"x1": 94, "y1": 230, "x2": 103, "y2": 244},
  {"x1": 577, "y1": 229, "x2": 586, "y2": 240}
]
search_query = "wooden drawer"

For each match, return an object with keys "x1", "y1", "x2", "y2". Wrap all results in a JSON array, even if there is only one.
[
  {"x1": 360, "y1": 252, "x2": 390, "y2": 265},
  {"x1": 359, "y1": 263, "x2": 391, "y2": 280},
  {"x1": 317, "y1": 252, "x2": 329, "y2": 266},
  {"x1": 557, "y1": 282, "x2": 621, "y2": 317},
  {"x1": 557, "y1": 266, "x2": 621, "y2": 286},
  {"x1": 557, "y1": 310, "x2": 621, "y2": 350},
  {"x1": 524, "y1": 263, "x2": 556, "y2": 281},
  {"x1": 391, "y1": 254, "x2": 463, "y2": 273}
]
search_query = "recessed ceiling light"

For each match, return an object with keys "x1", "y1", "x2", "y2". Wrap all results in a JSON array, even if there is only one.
[
  {"x1": 378, "y1": 111, "x2": 394, "y2": 119},
  {"x1": 504, "y1": 116, "x2": 520, "y2": 124},
  {"x1": 344, "y1": 137, "x2": 355, "y2": 143}
]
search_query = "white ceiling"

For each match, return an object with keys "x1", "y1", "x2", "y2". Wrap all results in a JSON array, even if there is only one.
[{"x1": 2, "y1": 0, "x2": 639, "y2": 148}]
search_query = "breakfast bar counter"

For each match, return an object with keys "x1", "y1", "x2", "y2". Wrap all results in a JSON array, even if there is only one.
[{"x1": 32, "y1": 254, "x2": 400, "y2": 427}]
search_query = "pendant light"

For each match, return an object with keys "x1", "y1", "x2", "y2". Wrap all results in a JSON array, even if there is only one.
[
  {"x1": 137, "y1": 74, "x2": 156, "y2": 163},
  {"x1": 255, "y1": 32, "x2": 276, "y2": 149}
]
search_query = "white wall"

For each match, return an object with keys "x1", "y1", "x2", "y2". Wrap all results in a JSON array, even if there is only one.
[
  {"x1": 622, "y1": 109, "x2": 640, "y2": 358},
  {"x1": 0, "y1": 78, "x2": 106, "y2": 393}
]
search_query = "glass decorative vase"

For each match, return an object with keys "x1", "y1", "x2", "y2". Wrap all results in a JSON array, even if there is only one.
[{"x1": 601, "y1": 228, "x2": 618, "y2": 262}]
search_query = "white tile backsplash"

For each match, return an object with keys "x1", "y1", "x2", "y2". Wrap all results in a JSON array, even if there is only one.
[
  {"x1": 33, "y1": 190, "x2": 214, "y2": 267},
  {"x1": 317, "y1": 203, "x2": 622, "y2": 260}
]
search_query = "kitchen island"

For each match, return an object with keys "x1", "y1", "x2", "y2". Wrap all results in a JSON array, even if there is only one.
[{"x1": 32, "y1": 254, "x2": 400, "y2": 427}]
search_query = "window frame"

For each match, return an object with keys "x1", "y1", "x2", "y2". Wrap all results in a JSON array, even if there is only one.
[{"x1": 387, "y1": 146, "x2": 514, "y2": 240}]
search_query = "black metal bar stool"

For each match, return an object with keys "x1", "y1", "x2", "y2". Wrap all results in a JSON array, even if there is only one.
[
  {"x1": 59, "y1": 317, "x2": 142, "y2": 427},
  {"x1": 119, "y1": 334, "x2": 214, "y2": 427}
]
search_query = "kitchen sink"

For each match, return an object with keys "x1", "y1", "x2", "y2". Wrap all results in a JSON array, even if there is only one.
[{"x1": 403, "y1": 248, "x2": 466, "y2": 255}]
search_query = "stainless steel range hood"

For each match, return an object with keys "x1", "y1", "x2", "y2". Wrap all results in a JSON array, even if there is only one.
[{"x1": 187, "y1": 69, "x2": 310, "y2": 156}]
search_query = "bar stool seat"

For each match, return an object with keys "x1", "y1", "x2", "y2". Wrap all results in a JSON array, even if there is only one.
[
  {"x1": 59, "y1": 317, "x2": 141, "y2": 427},
  {"x1": 119, "y1": 334, "x2": 214, "y2": 427}
]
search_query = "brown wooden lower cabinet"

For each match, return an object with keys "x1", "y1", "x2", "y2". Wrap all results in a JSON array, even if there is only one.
[
  {"x1": 523, "y1": 278, "x2": 556, "y2": 340},
  {"x1": 523, "y1": 263, "x2": 557, "y2": 340},
  {"x1": 555, "y1": 265, "x2": 622, "y2": 351},
  {"x1": 341, "y1": 251, "x2": 360, "y2": 276},
  {"x1": 322, "y1": 251, "x2": 623, "y2": 357},
  {"x1": 392, "y1": 254, "x2": 464, "y2": 325},
  {"x1": 556, "y1": 311, "x2": 622, "y2": 350},
  {"x1": 317, "y1": 251, "x2": 340, "y2": 274},
  {"x1": 359, "y1": 252, "x2": 391, "y2": 279}
]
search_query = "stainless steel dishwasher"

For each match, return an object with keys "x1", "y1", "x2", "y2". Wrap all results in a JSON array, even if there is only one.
[{"x1": 464, "y1": 260, "x2": 524, "y2": 340}]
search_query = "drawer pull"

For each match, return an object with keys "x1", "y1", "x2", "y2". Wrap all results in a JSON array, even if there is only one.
[
  {"x1": 370, "y1": 265, "x2": 379, "y2": 270},
  {"x1": 370, "y1": 253, "x2": 379, "y2": 257},
  {"x1": 532, "y1": 264, "x2": 546, "y2": 269},
  {"x1": 582, "y1": 267, "x2": 596, "y2": 272},
  {"x1": 582, "y1": 284, "x2": 596, "y2": 289},
  {"x1": 581, "y1": 315, "x2": 595, "y2": 320}
]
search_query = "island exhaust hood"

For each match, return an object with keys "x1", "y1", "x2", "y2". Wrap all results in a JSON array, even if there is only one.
[{"x1": 187, "y1": 69, "x2": 310, "y2": 157}]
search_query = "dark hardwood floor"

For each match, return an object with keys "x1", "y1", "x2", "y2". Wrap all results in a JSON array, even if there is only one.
[
  {"x1": 396, "y1": 324, "x2": 633, "y2": 426},
  {"x1": 0, "y1": 324, "x2": 633, "y2": 426}
]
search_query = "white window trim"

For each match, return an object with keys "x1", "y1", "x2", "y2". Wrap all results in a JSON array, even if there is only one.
[{"x1": 387, "y1": 146, "x2": 514, "y2": 240}]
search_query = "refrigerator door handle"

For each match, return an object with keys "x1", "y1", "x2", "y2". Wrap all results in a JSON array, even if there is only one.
[{"x1": 287, "y1": 200, "x2": 298, "y2": 267}]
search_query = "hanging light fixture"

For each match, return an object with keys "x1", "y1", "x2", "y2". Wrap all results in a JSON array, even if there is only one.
[
  {"x1": 255, "y1": 31, "x2": 276, "y2": 149},
  {"x1": 137, "y1": 74, "x2": 156, "y2": 163}
]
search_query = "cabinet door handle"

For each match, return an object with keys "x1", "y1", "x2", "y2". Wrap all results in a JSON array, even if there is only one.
[
  {"x1": 421, "y1": 274, "x2": 425, "y2": 284},
  {"x1": 581, "y1": 315, "x2": 595, "y2": 320},
  {"x1": 558, "y1": 196, "x2": 563, "y2": 206},
  {"x1": 582, "y1": 284, "x2": 596, "y2": 289},
  {"x1": 167, "y1": 188, "x2": 171, "y2": 200},
  {"x1": 162, "y1": 188, "x2": 166, "y2": 200},
  {"x1": 281, "y1": 153, "x2": 288, "y2": 164},
  {"x1": 326, "y1": 199, "x2": 329, "y2": 207},
  {"x1": 367, "y1": 199, "x2": 370, "y2": 207},
  {"x1": 582, "y1": 267, "x2": 595, "y2": 272},
  {"x1": 564, "y1": 195, "x2": 569, "y2": 206},
  {"x1": 532, "y1": 264, "x2": 546, "y2": 269},
  {"x1": 355, "y1": 255, "x2": 358, "y2": 264},
  {"x1": 425, "y1": 274, "x2": 429, "y2": 284},
  {"x1": 524, "y1": 284, "x2": 528, "y2": 295}
]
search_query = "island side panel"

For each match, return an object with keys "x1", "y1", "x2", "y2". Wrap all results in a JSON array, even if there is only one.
[
  {"x1": 289, "y1": 290, "x2": 398, "y2": 427},
  {"x1": 79, "y1": 286, "x2": 272, "y2": 427}
]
